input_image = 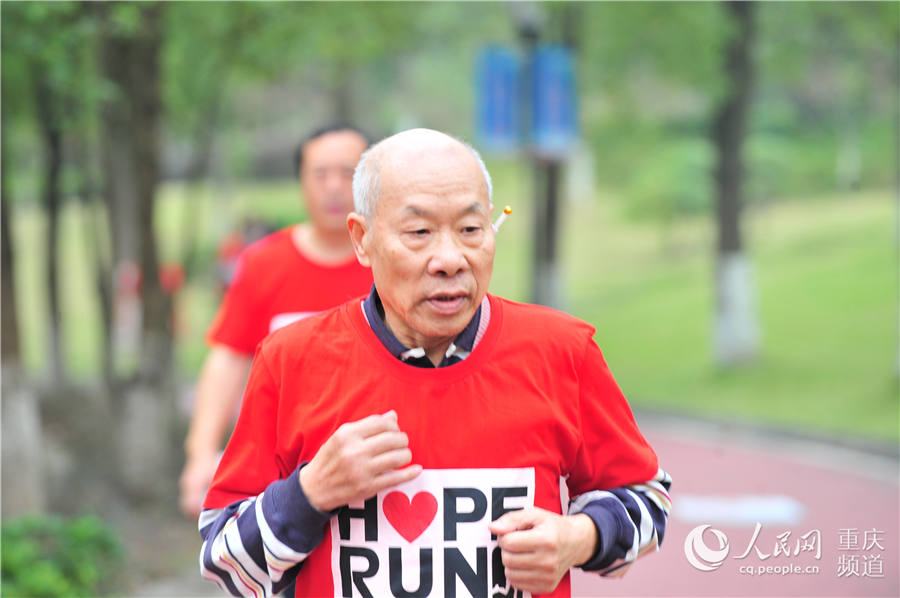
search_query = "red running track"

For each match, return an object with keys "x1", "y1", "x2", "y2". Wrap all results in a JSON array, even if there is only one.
[{"x1": 571, "y1": 414, "x2": 899, "y2": 598}]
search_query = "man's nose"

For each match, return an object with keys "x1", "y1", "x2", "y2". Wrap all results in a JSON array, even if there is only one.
[
  {"x1": 325, "y1": 171, "x2": 347, "y2": 194},
  {"x1": 427, "y1": 232, "x2": 468, "y2": 277}
]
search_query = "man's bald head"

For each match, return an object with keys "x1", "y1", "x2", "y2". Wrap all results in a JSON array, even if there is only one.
[{"x1": 352, "y1": 128, "x2": 493, "y2": 221}]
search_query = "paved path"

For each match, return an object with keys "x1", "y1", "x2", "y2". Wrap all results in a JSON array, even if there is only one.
[
  {"x1": 572, "y1": 412, "x2": 899, "y2": 598},
  {"x1": 136, "y1": 412, "x2": 898, "y2": 597}
]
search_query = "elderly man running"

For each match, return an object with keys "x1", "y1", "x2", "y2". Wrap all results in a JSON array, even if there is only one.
[{"x1": 198, "y1": 128, "x2": 671, "y2": 598}]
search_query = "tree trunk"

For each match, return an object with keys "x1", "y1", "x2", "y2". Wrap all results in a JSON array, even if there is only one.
[
  {"x1": 515, "y1": 7, "x2": 566, "y2": 310},
  {"x1": 895, "y1": 28, "x2": 900, "y2": 379},
  {"x1": 33, "y1": 77, "x2": 66, "y2": 384},
  {"x1": 129, "y1": 7, "x2": 172, "y2": 386},
  {"x1": 98, "y1": 3, "x2": 174, "y2": 381},
  {"x1": 1, "y1": 133, "x2": 20, "y2": 366},
  {"x1": 72, "y1": 135, "x2": 116, "y2": 388},
  {"x1": 1, "y1": 367, "x2": 46, "y2": 518},
  {"x1": 98, "y1": 13, "x2": 142, "y2": 378},
  {"x1": 1, "y1": 128, "x2": 46, "y2": 517},
  {"x1": 97, "y1": 3, "x2": 177, "y2": 502},
  {"x1": 711, "y1": 0, "x2": 760, "y2": 366}
]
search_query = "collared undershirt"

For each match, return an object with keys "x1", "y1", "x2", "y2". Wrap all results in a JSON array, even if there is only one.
[{"x1": 361, "y1": 285, "x2": 490, "y2": 368}]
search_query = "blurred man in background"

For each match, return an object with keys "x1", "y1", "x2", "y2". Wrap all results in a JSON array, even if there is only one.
[{"x1": 179, "y1": 124, "x2": 372, "y2": 517}]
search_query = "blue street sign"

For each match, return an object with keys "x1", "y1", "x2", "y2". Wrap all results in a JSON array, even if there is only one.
[
  {"x1": 475, "y1": 46, "x2": 521, "y2": 154},
  {"x1": 531, "y1": 45, "x2": 578, "y2": 159}
]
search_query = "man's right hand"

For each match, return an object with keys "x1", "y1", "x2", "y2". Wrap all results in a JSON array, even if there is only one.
[
  {"x1": 299, "y1": 410, "x2": 422, "y2": 512},
  {"x1": 179, "y1": 452, "x2": 220, "y2": 518},
  {"x1": 180, "y1": 345, "x2": 252, "y2": 520}
]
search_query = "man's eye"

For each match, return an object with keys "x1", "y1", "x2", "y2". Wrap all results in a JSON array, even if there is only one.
[{"x1": 462, "y1": 226, "x2": 482, "y2": 234}]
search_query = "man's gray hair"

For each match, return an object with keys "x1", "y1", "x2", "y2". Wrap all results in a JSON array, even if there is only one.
[{"x1": 352, "y1": 136, "x2": 493, "y2": 221}]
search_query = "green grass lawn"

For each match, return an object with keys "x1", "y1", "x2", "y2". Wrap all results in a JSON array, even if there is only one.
[
  {"x1": 10, "y1": 175, "x2": 898, "y2": 443},
  {"x1": 560, "y1": 189, "x2": 898, "y2": 443}
]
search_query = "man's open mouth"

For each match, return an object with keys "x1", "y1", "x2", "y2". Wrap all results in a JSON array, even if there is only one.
[{"x1": 427, "y1": 293, "x2": 468, "y2": 313}]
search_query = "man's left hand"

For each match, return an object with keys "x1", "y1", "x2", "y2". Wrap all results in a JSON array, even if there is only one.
[{"x1": 488, "y1": 508, "x2": 598, "y2": 595}]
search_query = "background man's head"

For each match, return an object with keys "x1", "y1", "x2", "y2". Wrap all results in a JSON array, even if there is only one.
[
  {"x1": 294, "y1": 124, "x2": 370, "y2": 235},
  {"x1": 348, "y1": 128, "x2": 495, "y2": 353}
]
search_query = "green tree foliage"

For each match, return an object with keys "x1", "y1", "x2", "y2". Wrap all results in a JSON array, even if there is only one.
[
  {"x1": 752, "y1": 2, "x2": 899, "y2": 198},
  {"x1": 576, "y1": 2, "x2": 897, "y2": 222},
  {"x1": 4, "y1": 1, "x2": 896, "y2": 379},
  {"x1": 579, "y1": 1, "x2": 728, "y2": 100},
  {"x1": 161, "y1": 1, "x2": 422, "y2": 158},
  {"x1": 163, "y1": 2, "x2": 273, "y2": 146},
  {"x1": 1, "y1": 515, "x2": 123, "y2": 598},
  {"x1": 1, "y1": 2, "x2": 100, "y2": 204},
  {"x1": 576, "y1": 2, "x2": 728, "y2": 222}
]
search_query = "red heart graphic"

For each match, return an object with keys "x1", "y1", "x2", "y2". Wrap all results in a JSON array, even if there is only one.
[{"x1": 383, "y1": 491, "x2": 438, "y2": 543}]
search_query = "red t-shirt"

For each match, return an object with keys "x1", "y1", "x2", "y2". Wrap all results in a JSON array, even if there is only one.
[
  {"x1": 205, "y1": 227, "x2": 373, "y2": 354},
  {"x1": 206, "y1": 294, "x2": 658, "y2": 598}
]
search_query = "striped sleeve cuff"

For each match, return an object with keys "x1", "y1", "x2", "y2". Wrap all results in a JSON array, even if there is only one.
[
  {"x1": 259, "y1": 465, "x2": 333, "y2": 556},
  {"x1": 198, "y1": 465, "x2": 333, "y2": 597},
  {"x1": 570, "y1": 469, "x2": 672, "y2": 577},
  {"x1": 574, "y1": 493, "x2": 634, "y2": 571}
]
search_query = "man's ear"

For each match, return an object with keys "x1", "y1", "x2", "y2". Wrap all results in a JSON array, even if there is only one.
[{"x1": 347, "y1": 212, "x2": 371, "y2": 267}]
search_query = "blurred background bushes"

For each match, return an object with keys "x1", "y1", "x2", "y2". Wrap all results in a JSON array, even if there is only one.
[{"x1": 1, "y1": 515, "x2": 123, "y2": 598}]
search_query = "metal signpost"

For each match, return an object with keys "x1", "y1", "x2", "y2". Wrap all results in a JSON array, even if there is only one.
[{"x1": 476, "y1": 37, "x2": 578, "y2": 308}]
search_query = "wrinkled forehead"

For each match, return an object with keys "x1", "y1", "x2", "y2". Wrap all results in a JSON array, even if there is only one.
[{"x1": 378, "y1": 143, "x2": 490, "y2": 204}]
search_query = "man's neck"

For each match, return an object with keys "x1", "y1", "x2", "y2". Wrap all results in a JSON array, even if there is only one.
[
  {"x1": 379, "y1": 302, "x2": 454, "y2": 367},
  {"x1": 423, "y1": 342, "x2": 453, "y2": 367},
  {"x1": 292, "y1": 222, "x2": 356, "y2": 265}
]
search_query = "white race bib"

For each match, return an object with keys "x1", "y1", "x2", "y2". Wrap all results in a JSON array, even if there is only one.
[{"x1": 330, "y1": 468, "x2": 535, "y2": 598}]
